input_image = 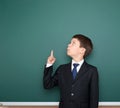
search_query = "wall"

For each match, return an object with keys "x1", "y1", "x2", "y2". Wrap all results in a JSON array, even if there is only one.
[{"x1": 0, "y1": 0, "x2": 120, "y2": 104}]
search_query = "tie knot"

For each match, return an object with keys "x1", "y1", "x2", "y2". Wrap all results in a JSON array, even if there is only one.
[{"x1": 73, "y1": 63, "x2": 79, "y2": 68}]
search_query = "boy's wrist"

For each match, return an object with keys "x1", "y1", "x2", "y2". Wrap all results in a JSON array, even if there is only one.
[{"x1": 46, "y1": 63, "x2": 53, "y2": 68}]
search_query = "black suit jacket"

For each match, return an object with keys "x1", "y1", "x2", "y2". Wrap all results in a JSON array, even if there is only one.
[{"x1": 43, "y1": 61, "x2": 99, "y2": 108}]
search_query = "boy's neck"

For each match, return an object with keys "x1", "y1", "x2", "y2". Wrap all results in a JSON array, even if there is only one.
[{"x1": 72, "y1": 56, "x2": 84, "y2": 62}]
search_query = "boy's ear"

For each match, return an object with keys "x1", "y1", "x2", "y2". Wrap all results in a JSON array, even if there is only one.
[{"x1": 80, "y1": 47, "x2": 86, "y2": 55}]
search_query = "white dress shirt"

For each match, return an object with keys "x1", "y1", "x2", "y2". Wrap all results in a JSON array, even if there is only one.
[{"x1": 71, "y1": 59, "x2": 84, "y2": 73}]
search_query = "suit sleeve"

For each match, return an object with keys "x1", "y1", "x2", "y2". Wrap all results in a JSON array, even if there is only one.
[
  {"x1": 43, "y1": 65, "x2": 59, "y2": 89},
  {"x1": 90, "y1": 67, "x2": 99, "y2": 108}
]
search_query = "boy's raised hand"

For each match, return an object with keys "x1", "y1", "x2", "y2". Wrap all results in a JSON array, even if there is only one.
[{"x1": 47, "y1": 50, "x2": 56, "y2": 64}]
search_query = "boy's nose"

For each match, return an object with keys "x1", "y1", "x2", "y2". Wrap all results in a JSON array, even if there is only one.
[{"x1": 68, "y1": 43, "x2": 71, "y2": 47}]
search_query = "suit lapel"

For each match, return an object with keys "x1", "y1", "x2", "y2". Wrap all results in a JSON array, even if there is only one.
[{"x1": 65, "y1": 63, "x2": 73, "y2": 81}]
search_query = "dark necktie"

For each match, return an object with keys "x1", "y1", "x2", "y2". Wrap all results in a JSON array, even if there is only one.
[{"x1": 72, "y1": 63, "x2": 79, "y2": 79}]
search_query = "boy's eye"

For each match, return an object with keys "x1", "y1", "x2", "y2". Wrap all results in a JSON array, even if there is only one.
[{"x1": 72, "y1": 41, "x2": 76, "y2": 45}]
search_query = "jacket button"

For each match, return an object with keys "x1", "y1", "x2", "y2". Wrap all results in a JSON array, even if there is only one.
[{"x1": 71, "y1": 93, "x2": 74, "y2": 96}]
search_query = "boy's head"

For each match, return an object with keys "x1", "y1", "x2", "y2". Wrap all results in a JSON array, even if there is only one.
[{"x1": 67, "y1": 34, "x2": 93, "y2": 59}]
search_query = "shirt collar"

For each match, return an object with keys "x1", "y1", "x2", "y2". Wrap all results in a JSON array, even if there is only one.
[
  {"x1": 71, "y1": 59, "x2": 84, "y2": 72},
  {"x1": 72, "y1": 59, "x2": 84, "y2": 66}
]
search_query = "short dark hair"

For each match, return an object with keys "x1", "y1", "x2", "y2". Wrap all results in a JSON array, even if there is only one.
[{"x1": 72, "y1": 34, "x2": 93, "y2": 58}]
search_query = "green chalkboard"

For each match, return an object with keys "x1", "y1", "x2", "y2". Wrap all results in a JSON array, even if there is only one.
[{"x1": 0, "y1": 0, "x2": 120, "y2": 102}]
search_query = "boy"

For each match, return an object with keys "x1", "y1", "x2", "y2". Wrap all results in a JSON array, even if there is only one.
[{"x1": 43, "y1": 34, "x2": 99, "y2": 108}]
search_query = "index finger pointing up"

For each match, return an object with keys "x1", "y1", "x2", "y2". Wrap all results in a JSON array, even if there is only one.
[{"x1": 50, "y1": 50, "x2": 54, "y2": 57}]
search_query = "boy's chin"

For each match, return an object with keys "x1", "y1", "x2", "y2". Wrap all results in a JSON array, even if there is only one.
[{"x1": 67, "y1": 53, "x2": 72, "y2": 57}]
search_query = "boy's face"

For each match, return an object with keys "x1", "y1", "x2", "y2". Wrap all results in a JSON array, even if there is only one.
[{"x1": 67, "y1": 38, "x2": 85, "y2": 58}]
